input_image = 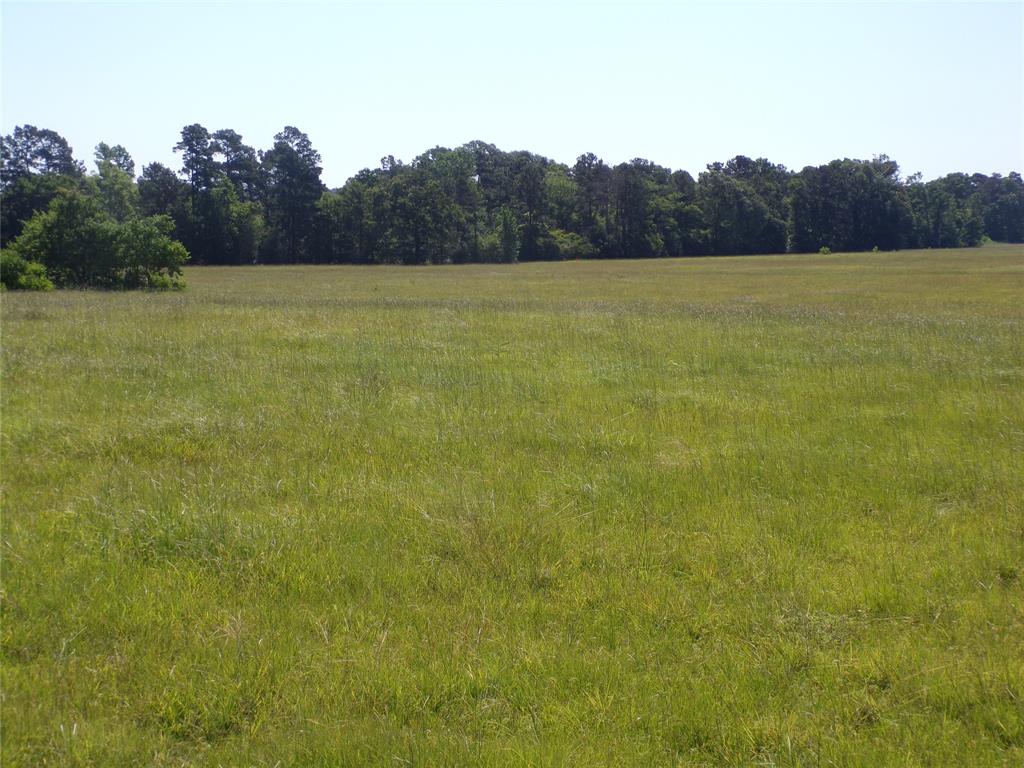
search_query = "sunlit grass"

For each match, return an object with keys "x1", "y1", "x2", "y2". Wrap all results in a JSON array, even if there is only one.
[{"x1": 2, "y1": 246, "x2": 1023, "y2": 765}]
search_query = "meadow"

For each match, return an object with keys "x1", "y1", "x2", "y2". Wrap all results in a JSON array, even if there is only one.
[{"x1": 2, "y1": 246, "x2": 1022, "y2": 766}]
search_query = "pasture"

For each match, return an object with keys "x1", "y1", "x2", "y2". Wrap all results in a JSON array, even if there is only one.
[{"x1": 2, "y1": 246, "x2": 1023, "y2": 765}]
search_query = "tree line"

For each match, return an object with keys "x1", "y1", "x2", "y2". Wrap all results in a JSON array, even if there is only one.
[{"x1": 2, "y1": 124, "x2": 1022, "y2": 285}]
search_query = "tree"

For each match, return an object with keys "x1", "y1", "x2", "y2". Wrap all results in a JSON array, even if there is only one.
[
  {"x1": 384, "y1": 170, "x2": 458, "y2": 264},
  {"x1": 611, "y1": 159, "x2": 666, "y2": 258},
  {"x1": 93, "y1": 142, "x2": 135, "y2": 176},
  {"x1": 138, "y1": 162, "x2": 188, "y2": 219},
  {"x1": 6, "y1": 190, "x2": 115, "y2": 285},
  {"x1": 205, "y1": 177, "x2": 264, "y2": 265},
  {"x1": 907, "y1": 174, "x2": 984, "y2": 248},
  {"x1": 509, "y1": 151, "x2": 548, "y2": 260},
  {"x1": 544, "y1": 164, "x2": 578, "y2": 231},
  {"x1": 479, "y1": 205, "x2": 520, "y2": 263},
  {"x1": 212, "y1": 129, "x2": 262, "y2": 202},
  {"x1": 465, "y1": 140, "x2": 514, "y2": 210},
  {"x1": 0, "y1": 172, "x2": 79, "y2": 246},
  {"x1": 787, "y1": 157, "x2": 914, "y2": 253},
  {"x1": 973, "y1": 172, "x2": 1024, "y2": 243},
  {"x1": 698, "y1": 170, "x2": 786, "y2": 255},
  {"x1": 573, "y1": 153, "x2": 613, "y2": 255},
  {"x1": 112, "y1": 215, "x2": 190, "y2": 287},
  {"x1": 261, "y1": 126, "x2": 324, "y2": 261},
  {"x1": 91, "y1": 160, "x2": 140, "y2": 222},
  {"x1": 174, "y1": 124, "x2": 216, "y2": 200},
  {"x1": 313, "y1": 179, "x2": 384, "y2": 264},
  {"x1": 7, "y1": 189, "x2": 188, "y2": 288},
  {"x1": 1, "y1": 125, "x2": 84, "y2": 186},
  {"x1": 1, "y1": 251, "x2": 53, "y2": 290},
  {"x1": 412, "y1": 146, "x2": 482, "y2": 261}
]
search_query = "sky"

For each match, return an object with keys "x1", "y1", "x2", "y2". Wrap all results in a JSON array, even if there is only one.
[{"x1": 2, "y1": 0, "x2": 1021, "y2": 188}]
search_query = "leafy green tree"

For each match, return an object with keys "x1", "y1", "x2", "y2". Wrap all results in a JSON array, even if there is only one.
[
  {"x1": 1, "y1": 251, "x2": 53, "y2": 290},
  {"x1": 113, "y1": 215, "x2": 189, "y2": 288},
  {"x1": 710, "y1": 156, "x2": 791, "y2": 228},
  {"x1": 413, "y1": 146, "x2": 483, "y2": 261},
  {"x1": 313, "y1": 179, "x2": 385, "y2": 264},
  {"x1": 206, "y1": 177, "x2": 265, "y2": 265},
  {"x1": 907, "y1": 175, "x2": 984, "y2": 248},
  {"x1": 971, "y1": 172, "x2": 1023, "y2": 243},
  {"x1": 91, "y1": 159, "x2": 140, "y2": 222},
  {"x1": 172, "y1": 124, "x2": 219, "y2": 261},
  {"x1": 261, "y1": 126, "x2": 325, "y2": 262},
  {"x1": 174, "y1": 124, "x2": 216, "y2": 201},
  {"x1": 138, "y1": 162, "x2": 188, "y2": 219},
  {"x1": 545, "y1": 228, "x2": 595, "y2": 260},
  {"x1": 93, "y1": 142, "x2": 135, "y2": 176},
  {"x1": 0, "y1": 172, "x2": 80, "y2": 246},
  {"x1": 212, "y1": 129, "x2": 263, "y2": 202},
  {"x1": 384, "y1": 170, "x2": 458, "y2": 264},
  {"x1": 611, "y1": 159, "x2": 667, "y2": 258},
  {"x1": 465, "y1": 140, "x2": 514, "y2": 210},
  {"x1": 509, "y1": 151, "x2": 548, "y2": 260},
  {"x1": 1, "y1": 126, "x2": 86, "y2": 245},
  {"x1": 480, "y1": 205, "x2": 520, "y2": 263},
  {"x1": 788, "y1": 158, "x2": 912, "y2": 253},
  {"x1": 572, "y1": 153, "x2": 613, "y2": 255},
  {"x1": 1, "y1": 125, "x2": 84, "y2": 185},
  {"x1": 8, "y1": 189, "x2": 187, "y2": 288},
  {"x1": 544, "y1": 165, "x2": 578, "y2": 231},
  {"x1": 8, "y1": 190, "x2": 118, "y2": 284},
  {"x1": 698, "y1": 170, "x2": 786, "y2": 255}
]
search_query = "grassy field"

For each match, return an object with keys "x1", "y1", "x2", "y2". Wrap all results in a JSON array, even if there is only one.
[{"x1": 2, "y1": 246, "x2": 1023, "y2": 766}]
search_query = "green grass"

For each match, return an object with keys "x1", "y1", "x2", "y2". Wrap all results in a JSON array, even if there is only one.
[{"x1": 2, "y1": 246, "x2": 1023, "y2": 766}]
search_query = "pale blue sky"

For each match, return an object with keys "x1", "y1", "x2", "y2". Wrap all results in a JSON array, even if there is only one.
[{"x1": 2, "y1": 1, "x2": 1021, "y2": 187}]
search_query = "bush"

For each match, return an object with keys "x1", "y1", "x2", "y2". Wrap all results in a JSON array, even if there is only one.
[
  {"x1": 479, "y1": 207, "x2": 521, "y2": 263},
  {"x1": 0, "y1": 250, "x2": 54, "y2": 291},
  {"x1": 819, "y1": 246, "x2": 832, "y2": 255},
  {"x1": 115, "y1": 216, "x2": 188, "y2": 289},
  {"x1": 546, "y1": 229, "x2": 597, "y2": 260},
  {"x1": 7, "y1": 191, "x2": 188, "y2": 289}
]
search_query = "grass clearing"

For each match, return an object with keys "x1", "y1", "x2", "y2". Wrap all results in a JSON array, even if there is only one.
[{"x1": 2, "y1": 246, "x2": 1023, "y2": 765}]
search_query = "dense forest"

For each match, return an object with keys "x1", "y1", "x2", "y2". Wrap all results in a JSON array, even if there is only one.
[{"x1": 2, "y1": 124, "x2": 1022, "y2": 286}]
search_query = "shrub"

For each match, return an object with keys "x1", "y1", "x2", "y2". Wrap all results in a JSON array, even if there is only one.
[
  {"x1": 819, "y1": 246, "x2": 832, "y2": 255},
  {"x1": 115, "y1": 215, "x2": 188, "y2": 289},
  {"x1": 546, "y1": 229, "x2": 597, "y2": 260},
  {"x1": 479, "y1": 207, "x2": 521, "y2": 263},
  {"x1": 6, "y1": 190, "x2": 188, "y2": 289},
  {"x1": 0, "y1": 250, "x2": 54, "y2": 291}
]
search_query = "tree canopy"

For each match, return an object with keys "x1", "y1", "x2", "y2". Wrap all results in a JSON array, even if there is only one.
[{"x1": 2, "y1": 124, "x2": 1021, "y2": 283}]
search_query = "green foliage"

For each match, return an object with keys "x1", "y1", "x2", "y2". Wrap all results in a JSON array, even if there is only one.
[
  {"x1": 0, "y1": 250, "x2": 53, "y2": 290},
  {"x1": 93, "y1": 141, "x2": 135, "y2": 176},
  {"x1": 698, "y1": 168, "x2": 787, "y2": 255},
  {"x1": 91, "y1": 160, "x2": 141, "y2": 222},
  {"x1": 479, "y1": 205, "x2": 521, "y2": 263},
  {"x1": 260, "y1": 126, "x2": 324, "y2": 262},
  {"x1": 546, "y1": 227, "x2": 595, "y2": 260},
  {"x1": 0, "y1": 124, "x2": 84, "y2": 185},
  {"x1": 0, "y1": 171, "x2": 81, "y2": 246},
  {"x1": 7, "y1": 190, "x2": 188, "y2": 289},
  {"x1": 8, "y1": 190, "x2": 119, "y2": 285},
  {"x1": 206, "y1": 178, "x2": 265, "y2": 265},
  {"x1": 138, "y1": 162, "x2": 187, "y2": 219},
  {"x1": 819, "y1": 246, "x2": 832, "y2": 255},
  {"x1": 5, "y1": 125, "x2": 1023, "y2": 268},
  {"x1": 788, "y1": 157, "x2": 913, "y2": 253},
  {"x1": 114, "y1": 215, "x2": 189, "y2": 288}
]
